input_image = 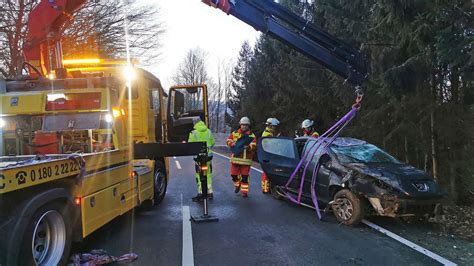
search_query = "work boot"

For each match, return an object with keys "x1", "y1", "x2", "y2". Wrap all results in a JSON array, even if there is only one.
[
  {"x1": 208, "y1": 193, "x2": 213, "y2": 200},
  {"x1": 192, "y1": 194, "x2": 204, "y2": 202},
  {"x1": 242, "y1": 193, "x2": 248, "y2": 198},
  {"x1": 234, "y1": 186, "x2": 240, "y2": 193}
]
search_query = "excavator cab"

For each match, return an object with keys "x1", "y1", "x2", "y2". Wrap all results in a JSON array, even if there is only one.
[{"x1": 167, "y1": 85, "x2": 208, "y2": 142}]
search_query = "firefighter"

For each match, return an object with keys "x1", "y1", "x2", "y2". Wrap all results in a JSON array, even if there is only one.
[
  {"x1": 188, "y1": 119, "x2": 215, "y2": 201},
  {"x1": 261, "y1": 117, "x2": 280, "y2": 193},
  {"x1": 226, "y1": 116, "x2": 257, "y2": 197},
  {"x1": 301, "y1": 119, "x2": 320, "y2": 138}
]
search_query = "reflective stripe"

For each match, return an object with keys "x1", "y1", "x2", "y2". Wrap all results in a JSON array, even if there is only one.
[
  {"x1": 192, "y1": 131, "x2": 198, "y2": 141},
  {"x1": 230, "y1": 157, "x2": 252, "y2": 165}
]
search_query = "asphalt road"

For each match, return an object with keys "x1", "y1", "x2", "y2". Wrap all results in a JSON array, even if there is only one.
[{"x1": 73, "y1": 153, "x2": 444, "y2": 266}]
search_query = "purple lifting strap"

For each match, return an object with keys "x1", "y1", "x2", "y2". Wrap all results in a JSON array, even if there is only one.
[{"x1": 282, "y1": 107, "x2": 359, "y2": 220}]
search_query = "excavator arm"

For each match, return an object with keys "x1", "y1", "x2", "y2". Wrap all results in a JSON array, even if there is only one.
[
  {"x1": 23, "y1": 0, "x2": 86, "y2": 77},
  {"x1": 202, "y1": 0, "x2": 368, "y2": 87}
]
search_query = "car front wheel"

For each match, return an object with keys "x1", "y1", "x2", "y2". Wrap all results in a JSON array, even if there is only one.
[{"x1": 331, "y1": 189, "x2": 364, "y2": 225}]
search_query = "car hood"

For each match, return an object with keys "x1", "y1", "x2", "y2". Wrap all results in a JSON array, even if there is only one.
[{"x1": 345, "y1": 162, "x2": 442, "y2": 197}]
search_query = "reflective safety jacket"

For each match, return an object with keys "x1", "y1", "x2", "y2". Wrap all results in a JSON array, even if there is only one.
[
  {"x1": 262, "y1": 127, "x2": 275, "y2": 137},
  {"x1": 226, "y1": 129, "x2": 257, "y2": 165},
  {"x1": 188, "y1": 121, "x2": 215, "y2": 156},
  {"x1": 304, "y1": 130, "x2": 320, "y2": 138}
]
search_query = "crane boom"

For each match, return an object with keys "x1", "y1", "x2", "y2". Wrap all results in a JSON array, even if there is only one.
[
  {"x1": 202, "y1": 0, "x2": 368, "y2": 86},
  {"x1": 24, "y1": 0, "x2": 86, "y2": 77}
]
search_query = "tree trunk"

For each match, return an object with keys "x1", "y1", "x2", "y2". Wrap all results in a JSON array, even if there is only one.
[
  {"x1": 430, "y1": 107, "x2": 438, "y2": 181},
  {"x1": 404, "y1": 136, "x2": 409, "y2": 164},
  {"x1": 216, "y1": 90, "x2": 221, "y2": 133},
  {"x1": 449, "y1": 150, "x2": 457, "y2": 204},
  {"x1": 430, "y1": 65, "x2": 439, "y2": 181},
  {"x1": 424, "y1": 153, "x2": 429, "y2": 173}
]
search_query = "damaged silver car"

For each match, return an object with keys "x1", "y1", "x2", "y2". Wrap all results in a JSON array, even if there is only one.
[{"x1": 257, "y1": 137, "x2": 445, "y2": 225}]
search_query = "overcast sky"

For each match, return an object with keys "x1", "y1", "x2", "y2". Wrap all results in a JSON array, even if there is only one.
[{"x1": 139, "y1": 0, "x2": 261, "y2": 90}]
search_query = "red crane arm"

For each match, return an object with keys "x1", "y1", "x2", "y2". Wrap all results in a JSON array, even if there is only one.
[{"x1": 24, "y1": 0, "x2": 86, "y2": 77}]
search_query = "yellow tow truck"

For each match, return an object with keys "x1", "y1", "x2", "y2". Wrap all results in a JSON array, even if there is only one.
[{"x1": 0, "y1": 59, "x2": 209, "y2": 265}]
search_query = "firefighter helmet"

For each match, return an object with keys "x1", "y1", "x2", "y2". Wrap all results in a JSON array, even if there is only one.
[
  {"x1": 266, "y1": 118, "x2": 280, "y2": 126},
  {"x1": 301, "y1": 119, "x2": 314, "y2": 129},
  {"x1": 239, "y1": 116, "x2": 251, "y2": 125}
]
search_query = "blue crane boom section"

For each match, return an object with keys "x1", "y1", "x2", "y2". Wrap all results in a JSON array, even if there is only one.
[{"x1": 203, "y1": 0, "x2": 368, "y2": 87}]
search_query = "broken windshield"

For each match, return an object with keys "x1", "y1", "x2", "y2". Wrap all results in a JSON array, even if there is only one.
[{"x1": 331, "y1": 144, "x2": 401, "y2": 164}]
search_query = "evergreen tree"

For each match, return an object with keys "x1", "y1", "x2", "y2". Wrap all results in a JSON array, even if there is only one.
[
  {"x1": 228, "y1": 41, "x2": 253, "y2": 128},
  {"x1": 234, "y1": 0, "x2": 473, "y2": 204}
]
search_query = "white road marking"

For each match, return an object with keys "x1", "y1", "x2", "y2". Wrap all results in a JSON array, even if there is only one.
[
  {"x1": 213, "y1": 150, "x2": 456, "y2": 265},
  {"x1": 182, "y1": 206, "x2": 194, "y2": 266},
  {"x1": 173, "y1": 156, "x2": 177, "y2": 159},
  {"x1": 362, "y1": 220, "x2": 456, "y2": 265},
  {"x1": 213, "y1": 151, "x2": 263, "y2": 173},
  {"x1": 175, "y1": 160, "x2": 182, "y2": 170}
]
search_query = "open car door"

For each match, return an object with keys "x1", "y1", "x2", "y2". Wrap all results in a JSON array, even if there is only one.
[
  {"x1": 167, "y1": 84, "x2": 208, "y2": 142},
  {"x1": 257, "y1": 137, "x2": 300, "y2": 187}
]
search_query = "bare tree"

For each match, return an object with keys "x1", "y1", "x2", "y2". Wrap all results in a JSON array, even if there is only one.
[
  {"x1": 62, "y1": 0, "x2": 164, "y2": 64},
  {"x1": 172, "y1": 47, "x2": 209, "y2": 85},
  {"x1": 172, "y1": 47, "x2": 212, "y2": 128},
  {"x1": 215, "y1": 59, "x2": 233, "y2": 133},
  {"x1": 0, "y1": 0, "x2": 37, "y2": 77},
  {"x1": 0, "y1": 0, "x2": 164, "y2": 78}
]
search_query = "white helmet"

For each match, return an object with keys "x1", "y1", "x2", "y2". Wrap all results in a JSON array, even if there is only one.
[
  {"x1": 239, "y1": 116, "x2": 251, "y2": 125},
  {"x1": 301, "y1": 119, "x2": 314, "y2": 129},
  {"x1": 266, "y1": 118, "x2": 280, "y2": 126}
]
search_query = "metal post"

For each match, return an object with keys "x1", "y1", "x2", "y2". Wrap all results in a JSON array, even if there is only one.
[{"x1": 191, "y1": 144, "x2": 218, "y2": 223}]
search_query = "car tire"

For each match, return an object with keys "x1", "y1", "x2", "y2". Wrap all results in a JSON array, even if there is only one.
[
  {"x1": 331, "y1": 189, "x2": 364, "y2": 225},
  {"x1": 18, "y1": 202, "x2": 72, "y2": 266},
  {"x1": 153, "y1": 161, "x2": 168, "y2": 205},
  {"x1": 269, "y1": 181, "x2": 283, "y2": 200}
]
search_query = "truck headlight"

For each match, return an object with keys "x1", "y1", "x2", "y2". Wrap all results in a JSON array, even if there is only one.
[
  {"x1": 104, "y1": 114, "x2": 113, "y2": 123},
  {"x1": 0, "y1": 118, "x2": 6, "y2": 128}
]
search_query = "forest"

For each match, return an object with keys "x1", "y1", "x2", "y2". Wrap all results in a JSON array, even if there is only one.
[{"x1": 227, "y1": 0, "x2": 473, "y2": 205}]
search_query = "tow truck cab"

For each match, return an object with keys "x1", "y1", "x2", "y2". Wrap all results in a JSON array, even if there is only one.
[{"x1": 0, "y1": 61, "x2": 208, "y2": 265}]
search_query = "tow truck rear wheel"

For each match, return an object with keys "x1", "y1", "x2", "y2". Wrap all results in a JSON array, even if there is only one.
[
  {"x1": 19, "y1": 202, "x2": 72, "y2": 266},
  {"x1": 153, "y1": 161, "x2": 167, "y2": 205},
  {"x1": 331, "y1": 189, "x2": 364, "y2": 225}
]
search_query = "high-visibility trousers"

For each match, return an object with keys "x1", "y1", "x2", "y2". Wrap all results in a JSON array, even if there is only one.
[
  {"x1": 230, "y1": 163, "x2": 250, "y2": 195},
  {"x1": 261, "y1": 172, "x2": 269, "y2": 193},
  {"x1": 195, "y1": 161, "x2": 213, "y2": 194}
]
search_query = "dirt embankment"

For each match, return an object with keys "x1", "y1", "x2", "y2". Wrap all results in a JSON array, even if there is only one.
[{"x1": 429, "y1": 205, "x2": 474, "y2": 242}]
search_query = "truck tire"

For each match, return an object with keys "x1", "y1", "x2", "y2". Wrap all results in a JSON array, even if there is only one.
[
  {"x1": 153, "y1": 161, "x2": 167, "y2": 205},
  {"x1": 18, "y1": 202, "x2": 72, "y2": 266},
  {"x1": 331, "y1": 189, "x2": 364, "y2": 225}
]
